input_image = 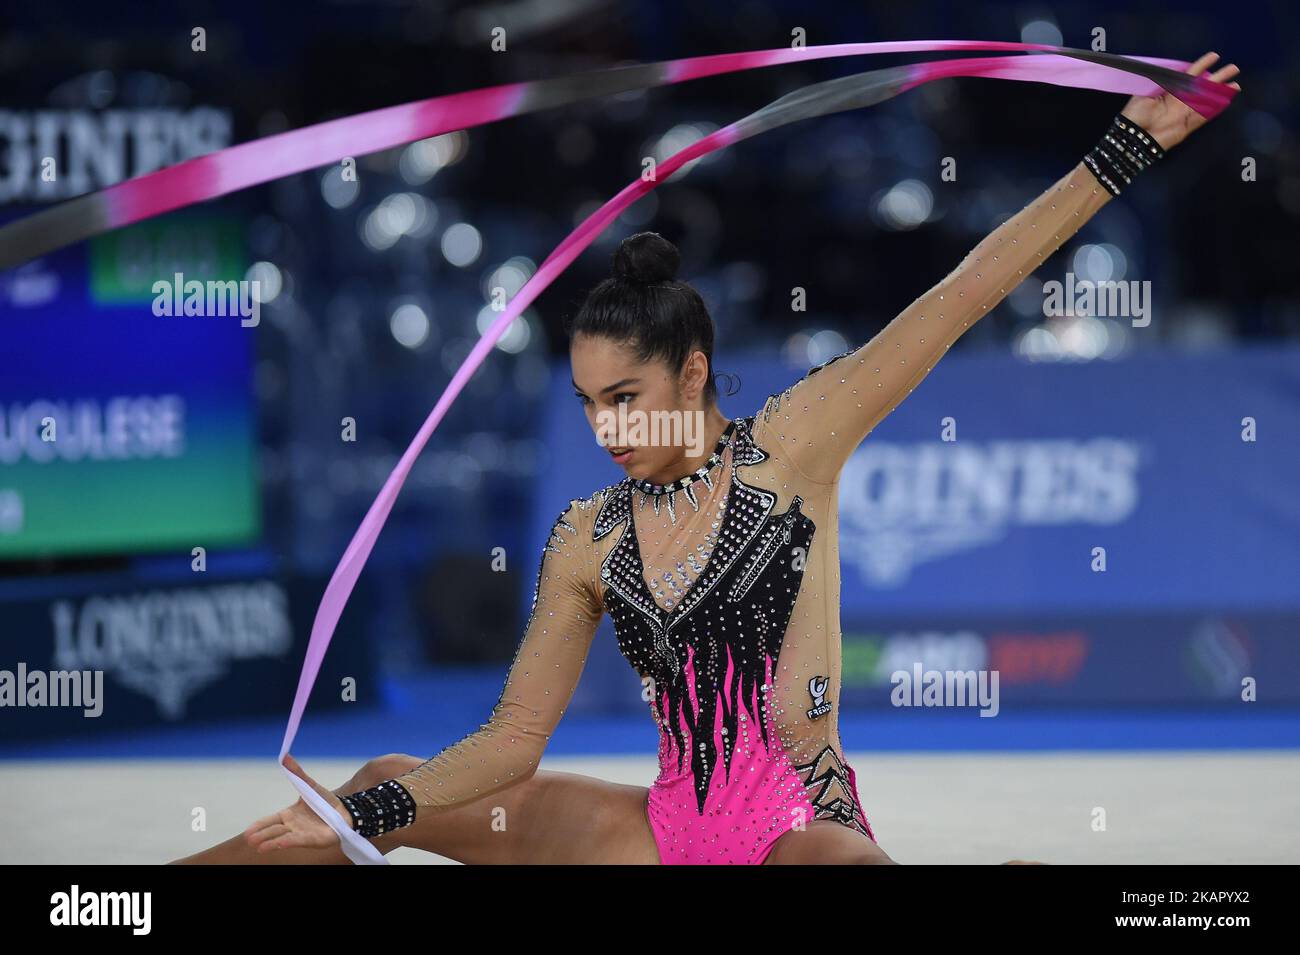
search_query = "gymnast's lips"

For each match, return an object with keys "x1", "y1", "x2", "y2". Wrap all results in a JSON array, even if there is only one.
[{"x1": 608, "y1": 447, "x2": 634, "y2": 465}]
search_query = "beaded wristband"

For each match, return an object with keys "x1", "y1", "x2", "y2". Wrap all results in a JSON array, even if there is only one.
[
  {"x1": 1083, "y1": 114, "x2": 1165, "y2": 197},
  {"x1": 338, "y1": 779, "x2": 418, "y2": 838}
]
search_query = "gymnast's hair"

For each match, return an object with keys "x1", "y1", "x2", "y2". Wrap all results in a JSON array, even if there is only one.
[{"x1": 567, "y1": 231, "x2": 737, "y2": 402}]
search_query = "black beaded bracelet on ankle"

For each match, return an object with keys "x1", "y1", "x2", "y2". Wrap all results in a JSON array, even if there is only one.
[
  {"x1": 338, "y1": 779, "x2": 417, "y2": 838},
  {"x1": 1083, "y1": 113, "x2": 1165, "y2": 197}
]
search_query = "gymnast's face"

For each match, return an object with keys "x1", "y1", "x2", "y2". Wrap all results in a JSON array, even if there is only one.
[{"x1": 570, "y1": 332, "x2": 711, "y2": 483}]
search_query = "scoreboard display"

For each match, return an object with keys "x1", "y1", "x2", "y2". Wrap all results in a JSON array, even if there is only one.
[{"x1": 0, "y1": 211, "x2": 259, "y2": 558}]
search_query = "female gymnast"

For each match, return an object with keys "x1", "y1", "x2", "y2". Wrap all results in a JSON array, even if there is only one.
[{"x1": 177, "y1": 51, "x2": 1238, "y2": 866}]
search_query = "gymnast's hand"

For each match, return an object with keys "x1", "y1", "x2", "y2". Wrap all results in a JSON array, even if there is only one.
[
  {"x1": 243, "y1": 754, "x2": 349, "y2": 853},
  {"x1": 1120, "y1": 51, "x2": 1241, "y2": 151}
]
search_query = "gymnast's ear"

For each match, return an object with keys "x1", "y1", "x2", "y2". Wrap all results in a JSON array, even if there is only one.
[{"x1": 678, "y1": 348, "x2": 712, "y2": 402}]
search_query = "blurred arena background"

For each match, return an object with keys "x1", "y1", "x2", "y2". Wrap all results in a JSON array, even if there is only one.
[{"x1": 1, "y1": 0, "x2": 1297, "y2": 863}]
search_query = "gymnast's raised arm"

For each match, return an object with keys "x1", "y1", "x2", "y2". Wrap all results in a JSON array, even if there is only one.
[
  {"x1": 758, "y1": 159, "x2": 1112, "y2": 484},
  {"x1": 755, "y1": 52, "x2": 1239, "y2": 486}
]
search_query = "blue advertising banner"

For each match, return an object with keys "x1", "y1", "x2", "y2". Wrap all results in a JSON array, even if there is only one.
[
  {"x1": 566, "y1": 609, "x2": 1300, "y2": 711},
  {"x1": 0, "y1": 573, "x2": 376, "y2": 741},
  {"x1": 834, "y1": 609, "x2": 1300, "y2": 707}
]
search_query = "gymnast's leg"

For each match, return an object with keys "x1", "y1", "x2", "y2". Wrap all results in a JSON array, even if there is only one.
[
  {"x1": 172, "y1": 754, "x2": 661, "y2": 864},
  {"x1": 763, "y1": 820, "x2": 899, "y2": 865},
  {"x1": 762, "y1": 820, "x2": 1043, "y2": 864},
  {"x1": 171, "y1": 753, "x2": 424, "y2": 864},
  {"x1": 398, "y1": 768, "x2": 660, "y2": 864}
]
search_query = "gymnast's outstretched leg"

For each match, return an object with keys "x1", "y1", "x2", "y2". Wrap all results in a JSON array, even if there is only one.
[
  {"x1": 173, "y1": 754, "x2": 660, "y2": 865},
  {"x1": 763, "y1": 820, "x2": 899, "y2": 865},
  {"x1": 397, "y1": 768, "x2": 660, "y2": 865},
  {"x1": 171, "y1": 753, "x2": 423, "y2": 864},
  {"x1": 762, "y1": 820, "x2": 1042, "y2": 864}
]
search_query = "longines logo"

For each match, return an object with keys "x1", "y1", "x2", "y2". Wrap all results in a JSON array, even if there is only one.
[
  {"x1": 838, "y1": 437, "x2": 1143, "y2": 586},
  {"x1": 49, "y1": 581, "x2": 293, "y2": 719},
  {"x1": 0, "y1": 106, "x2": 232, "y2": 202}
]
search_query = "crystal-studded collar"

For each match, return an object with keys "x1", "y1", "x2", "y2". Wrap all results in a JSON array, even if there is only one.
[
  {"x1": 593, "y1": 415, "x2": 768, "y2": 539},
  {"x1": 633, "y1": 420, "x2": 735, "y2": 497}
]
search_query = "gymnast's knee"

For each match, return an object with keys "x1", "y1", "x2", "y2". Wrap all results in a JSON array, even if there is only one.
[
  {"x1": 851, "y1": 843, "x2": 898, "y2": 865},
  {"x1": 341, "y1": 753, "x2": 425, "y2": 793}
]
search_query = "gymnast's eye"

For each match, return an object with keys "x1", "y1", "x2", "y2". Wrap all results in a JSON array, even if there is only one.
[
  {"x1": 614, "y1": 392, "x2": 635, "y2": 405},
  {"x1": 574, "y1": 391, "x2": 592, "y2": 405}
]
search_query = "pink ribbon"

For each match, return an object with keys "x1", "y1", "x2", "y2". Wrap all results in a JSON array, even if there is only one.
[{"x1": 0, "y1": 41, "x2": 1230, "y2": 268}]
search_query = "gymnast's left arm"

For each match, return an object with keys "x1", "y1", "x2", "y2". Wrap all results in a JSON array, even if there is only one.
[
  {"x1": 244, "y1": 501, "x2": 603, "y2": 854},
  {"x1": 760, "y1": 159, "x2": 1111, "y2": 484},
  {"x1": 758, "y1": 51, "x2": 1240, "y2": 486}
]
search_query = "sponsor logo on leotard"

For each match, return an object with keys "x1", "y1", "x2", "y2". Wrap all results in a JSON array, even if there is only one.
[{"x1": 806, "y1": 675, "x2": 833, "y2": 719}]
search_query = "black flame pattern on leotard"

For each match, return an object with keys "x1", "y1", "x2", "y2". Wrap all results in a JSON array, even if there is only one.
[{"x1": 595, "y1": 416, "x2": 815, "y2": 813}]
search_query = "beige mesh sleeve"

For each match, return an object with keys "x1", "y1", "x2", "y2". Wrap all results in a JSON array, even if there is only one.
[
  {"x1": 352, "y1": 501, "x2": 603, "y2": 816},
  {"x1": 760, "y1": 161, "x2": 1114, "y2": 483}
]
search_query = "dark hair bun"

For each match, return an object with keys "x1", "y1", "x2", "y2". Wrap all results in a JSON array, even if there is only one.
[{"x1": 613, "y1": 231, "x2": 679, "y2": 285}]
